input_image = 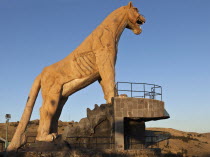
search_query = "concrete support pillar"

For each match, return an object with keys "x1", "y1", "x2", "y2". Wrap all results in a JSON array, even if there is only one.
[{"x1": 114, "y1": 117, "x2": 124, "y2": 150}]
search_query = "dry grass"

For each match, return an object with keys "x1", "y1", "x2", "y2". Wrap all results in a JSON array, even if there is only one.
[{"x1": 147, "y1": 127, "x2": 210, "y2": 156}]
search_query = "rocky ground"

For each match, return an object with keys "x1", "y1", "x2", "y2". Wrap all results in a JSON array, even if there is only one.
[{"x1": 0, "y1": 120, "x2": 210, "y2": 157}]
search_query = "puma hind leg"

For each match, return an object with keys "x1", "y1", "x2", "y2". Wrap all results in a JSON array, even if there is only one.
[{"x1": 36, "y1": 81, "x2": 62, "y2": 142}]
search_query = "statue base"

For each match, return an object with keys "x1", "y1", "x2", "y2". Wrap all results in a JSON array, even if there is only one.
[{"x1": 19, "y1": 135, "x2": 70, "y2": 152}]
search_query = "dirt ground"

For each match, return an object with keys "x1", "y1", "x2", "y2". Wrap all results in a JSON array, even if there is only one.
[{"x1": 0, "y1": 120, "x2": 210, "y2": 156}]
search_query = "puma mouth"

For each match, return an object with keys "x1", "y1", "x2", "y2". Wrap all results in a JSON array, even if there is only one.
[
  {"x1": 127, "y1": 15, "x2": 146, "y2": 35},
  {"x1": 136, "y1": 19, "x2": 145, "y2": 26},
  {"x1": 133, "y1": 17, "x2": 145, "y2": 35},
  {"x1": 136, "y1": 15, "x2": 146, "y2": 26},
  {"x1": 137, "y1": 20, "x2": 143, "y2": 25}
]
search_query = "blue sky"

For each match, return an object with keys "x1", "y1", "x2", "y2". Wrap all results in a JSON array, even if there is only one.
[{"x1": 0, "y1": 0, "x2": 210, "y2": 133}]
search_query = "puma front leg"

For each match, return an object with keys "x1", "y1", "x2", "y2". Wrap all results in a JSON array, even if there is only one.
[
  {"x1": 50, "y1": 97, "x2": 68, "y2": 134},
  {"x1": 96, "y1": 48, "x2": 116, "y2": 104},
  {"x1": 99, "y1": 77, "x2": 115, "y2": 104}
]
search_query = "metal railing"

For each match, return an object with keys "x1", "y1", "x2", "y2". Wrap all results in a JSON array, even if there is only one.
[
  {"x1": 115, "y1": 82, "x2": 162, "y2": 101},
  {"x1": 22, "y1": 136, "x2": 114, "y2": 149},
  {"x1": 65, "y1": 136, "x2": 114, "y2": 149},
  {"x1": 0, "y1": 143, "x2": 5, "y2": 152},
  {"x1": 22, "y1": 134, "x2": 170, "y2": 150},
  {"x1": 125, "y1": 135, "x2": 160, "y2": 150}
]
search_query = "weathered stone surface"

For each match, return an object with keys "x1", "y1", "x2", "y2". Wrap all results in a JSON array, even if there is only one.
[
  {"x1": 63, "y1": 104, "x2": 114, "y2": 139},
  {"x1": 113, "y1": 97, "x2": 168, "y2": 119},
  {"x1": 8, "y1": 2, "x2": 146, "y2": 151}
]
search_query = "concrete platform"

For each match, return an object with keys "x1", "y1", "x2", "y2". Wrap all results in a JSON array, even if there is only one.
[{"x1": 113, "y1": 97, "x2": 170, "y2": 150}]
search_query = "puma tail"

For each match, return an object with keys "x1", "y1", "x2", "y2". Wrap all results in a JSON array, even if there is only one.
[{"x1": 7, "y1": 74, "x2": 41, "y2": 152}]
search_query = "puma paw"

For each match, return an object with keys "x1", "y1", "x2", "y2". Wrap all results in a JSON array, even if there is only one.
[{"x1": 36, "y1": 133, "x2": 58, "y2": 142}]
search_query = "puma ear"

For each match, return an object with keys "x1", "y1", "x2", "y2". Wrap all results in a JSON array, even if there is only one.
[
  {"x1": 128, "y1": 1, "x2": 133, "y2": 8},
  {"x1": 87, "y1": 108, "x2": 91, "y2": 115}
]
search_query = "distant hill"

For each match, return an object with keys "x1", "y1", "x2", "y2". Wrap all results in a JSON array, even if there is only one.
[
  {"x1": 0, "y1": 120, "x2": 210, "y2": 156},
  {"x1": 146, "y1": 127, "x2": 210, "y2": 156}
]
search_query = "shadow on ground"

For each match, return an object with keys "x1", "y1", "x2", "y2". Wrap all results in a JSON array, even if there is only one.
[{"x1": 0, "y1": 147, "x2": 162, "y2": 157}]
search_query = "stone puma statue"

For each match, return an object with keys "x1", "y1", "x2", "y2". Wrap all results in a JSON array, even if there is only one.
[{"x1": 7, "y1": 2, "x2": 145, "y2": 151}]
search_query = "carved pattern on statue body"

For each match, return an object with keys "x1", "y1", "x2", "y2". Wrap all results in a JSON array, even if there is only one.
[{"x1": 73, "y1": 51, "x2": 96, "y2": 77}]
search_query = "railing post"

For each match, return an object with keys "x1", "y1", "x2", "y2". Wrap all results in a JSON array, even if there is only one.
[
  {"x1": 116, "y1": 82, "x2": 118, "y2": 97},
  {"x1": 131, "y1": 83, "x2": 133, "y2": 97},
  {"x1": 154, "y1": 85, "x2": 155, "y2": 99},
  {"x1": 110, "y1": 137, "x2": 111, "y2": 149},
  {"x1": 89, "y1": 137, "x2": 90, "y2": 149},
  {"x1": 130, "y1": 136, "x2": 132, "y2": 149}
]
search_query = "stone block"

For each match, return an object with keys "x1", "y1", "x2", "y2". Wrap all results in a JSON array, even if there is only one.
[
  {"x1": 148, "y1": 102, "x2": 151, "y2": 110},
  {"x1": 161, "y1": 105, "x2": 164, "y2": 111},
  {"x1": 128, "y1": 106, "x2": 132, "y2": 112},
  {"x1": 150, "y1": 106, "x2": 154, "y2": 111},
  {"x1": 138, "y1": 98, "x2": 144, "y2": 104},
  {"x1": 114, "y1": 135, "x2": 124, "y2": 150},
  {"x1": 121, "y1": 102, "x2": 125, "y2": 109},
  {"x1": 123, "y1": 108, "x2": 128, "y2": 117},
  {"x1": 116, "y1": 124, "x2": 123, "y2": 131},
  {"x1": 153, "y1": 100, "x2": 157, "y2": 106},
  {"x1": 128, "y1": 111, "x2": 132, "y2": 117},
  {"x1": 145, "y1": 102, "x2": 148, "y2": 109},
  {"x1": 151, "y1": 111, "x2": 154, "y2": 117},
  {"x1": 132, "y1": 103, "x2": 137, "y2": 109},
  {"x1": 127, "y1": 101, "x2": 133, "y2": 109},
  {"x1": 115, "y1": 117, "x2": 123, "y2": 122},
  {"x1": 115, "y1": 122, "x2": 123, "y2": 131},
  {"x1": 114, "y1": 98, "x2": 121, "y2": 105},
  {"x1": 143, "y1": 111, "x2": 149, "y2": 117},
  {"x1": 138, "y1": 103, "x2": 144, "y2": 109},
  {"x1": 153, "y1": 104, "x2": 157, "y2": 109},
  {"x1": 114, "y1": 97, "x2": 167, "y2": 121},
  {"x1": 133, "y1": 110, "x2": 138, "y2": 117},
  {"x1": 133, "y1": 98, "x2": 138, "y2": 104},
  {"x1": 148, "y1": 112, "x2": 152, "y2": 117},
  {"x1": 115, "y1": 111, "x2": 122, "y2": 117},
  {"x1": 115, "y1": 104, "x2": 121, "y2": 111},
  {"x1": 138, "y1": 110, "x2": 143, "y2": 117},
  {"x1": 154, "y1": 111, "x2": 159, "y2": 117}
]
